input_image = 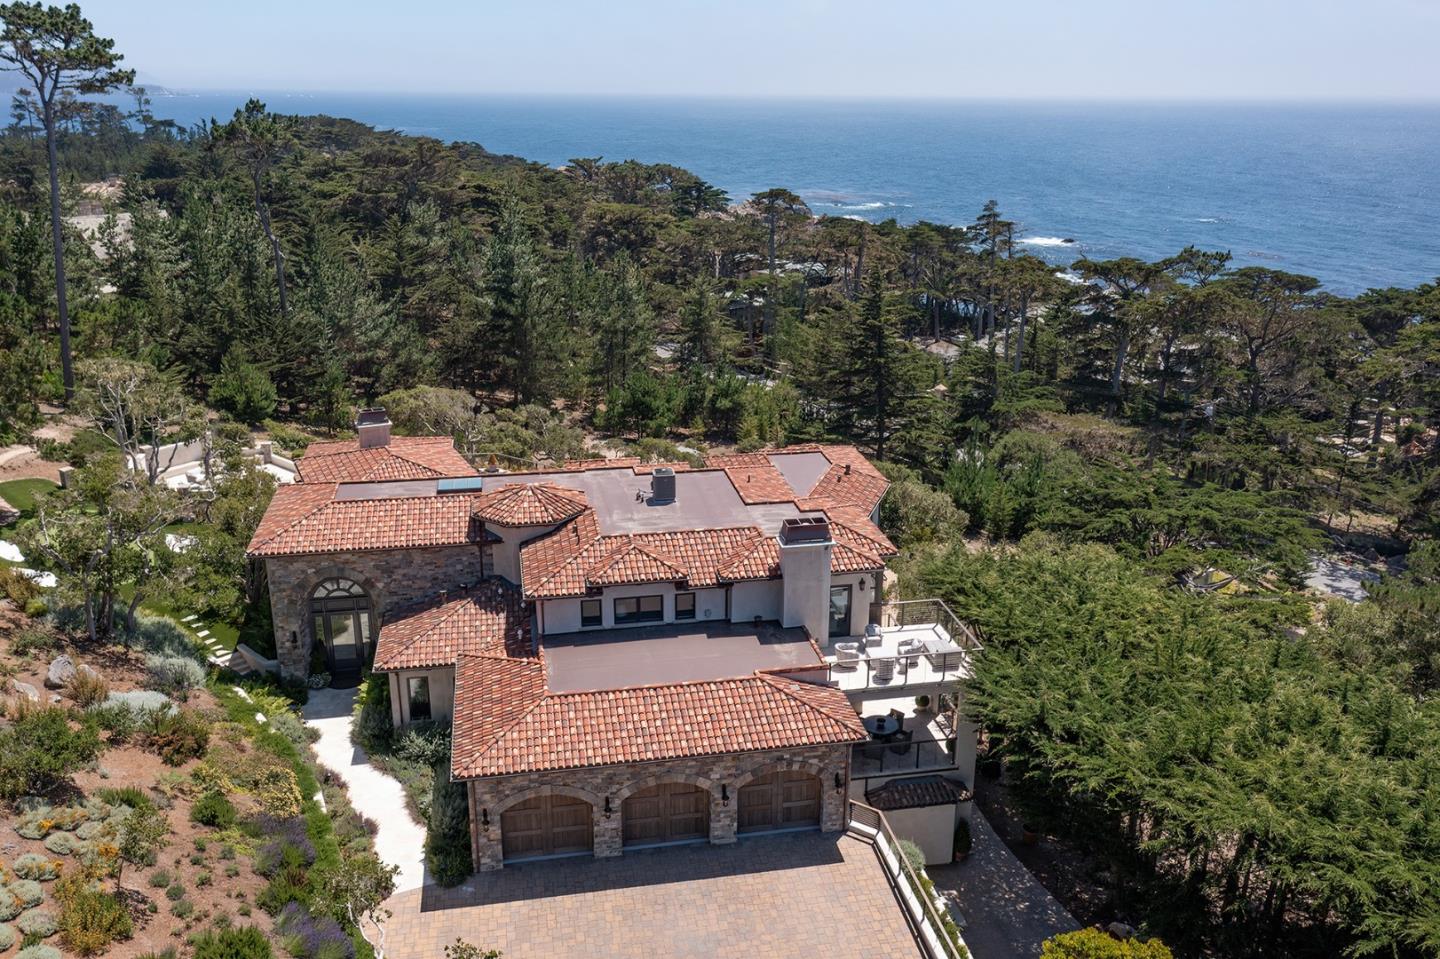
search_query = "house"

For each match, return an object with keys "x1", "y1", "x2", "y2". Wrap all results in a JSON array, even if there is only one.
[{"x1": 247, "y1": 421, "x2": 980, "y2": 869}]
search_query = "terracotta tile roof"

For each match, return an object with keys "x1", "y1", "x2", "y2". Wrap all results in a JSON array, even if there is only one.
[
  {"x1": 808, "y1": 446, "x2": 890, "y2": 514},
  {"x1": 296, "y1": 436, "x2": 476, "y2": 483},
  {"x1": 522, "y1": 525, "x2": 759, "y2": 598},
  {"x1": 796, "y1": 498, "x2": 897, "y2": 559},
  {"x1": 246, "y1": 484, "x2": 483, "y2": 557},
  {"x1": 451, "y1": 662, "x2": 865, "y2": 778},
  {"x1": 473, "y1": 482, "x2": 588, "y2": 527},
  {"x1": 373, "y1": 582, "x2": 531, "y2": 670},
  {"x1": 864, "y1": 775, "x2": 973, "y2": 811},
  {"x1": 720, "y1": 463, "x2": 798, "y2": 504},
  {"x1": 587, "y1": 540, "x2": 690, "y2": 586},
  {"x1": 631, "y1": 461, "x2": 696, "y2": 474},
  {"x1": 715, "y1": 532, "x2": 780, "y2": 581}
]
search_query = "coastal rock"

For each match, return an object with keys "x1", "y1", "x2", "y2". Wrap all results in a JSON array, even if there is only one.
[
  {"x1": 1107, "y1": 922, "x2": 1137, "y2": 940},
  {"x1": 44, "y1": 655, "x2": 76, "y2": 689},
  {"x1": 10, "y1": 679, "x2": 39, "y2": 702}
]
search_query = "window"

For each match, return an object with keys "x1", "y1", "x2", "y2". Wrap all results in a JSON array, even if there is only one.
[
  {"x1": 614, "y1": 594, "x2": 663, "y2": 625},
  {"x1": 407, "y1": 676, "x2": 432, "y2": 722},
  {"x1": 829, "y1": 585, "x2": 852, "y2": 638},
  {"x1": 309, "y1": 578, "x2": 371, "y2": 675},
  {"x1": 675, "y1": 592, "x2": 697, "y2": 620},
  {"x1": 581, "y1": 599, "x2": 602, "y2": 628}
]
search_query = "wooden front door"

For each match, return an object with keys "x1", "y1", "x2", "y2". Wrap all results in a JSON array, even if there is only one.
[
  {"x1": 500, "y1": 794, "x2": 594, "y2": 860},
  {"x1": 737, "y1": 771, "x2": 822, "y2": 833},
  {"x1": 622, "y1": 783, "x2": 710, "y2": 846}
]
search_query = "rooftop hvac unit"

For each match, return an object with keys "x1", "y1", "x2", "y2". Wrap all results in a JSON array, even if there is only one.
[{"x1": 650, "y1": 467, "x2": 676, "y2": 503}]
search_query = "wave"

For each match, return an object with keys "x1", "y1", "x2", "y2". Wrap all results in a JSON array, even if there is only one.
[
  {"x1": 1054, "y1": 270, "x2": 1085, "y2": 285},
  {"x1": 1020, "y1": 235, "x2": 1075, "y2": 248},
  {"x1": 1196, "y1": 217, "x2": 1221, "y2": 223}
]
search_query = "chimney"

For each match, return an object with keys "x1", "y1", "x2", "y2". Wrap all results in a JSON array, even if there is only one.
[
  {"x1": 356, "y1": 408, "x2": 391, "y2": 449},
  {"x1": 778, "y1": 517, "x2": 833, "y2": 644},
  {"x1": 650, "y1": 467, "x2": 676, "y2": 503}
]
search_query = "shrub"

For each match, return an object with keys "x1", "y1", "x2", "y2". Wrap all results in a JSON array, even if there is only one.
[
  {"x1": 62, "y1": 672, "x2": 109, "y2": 709},
  {"x1": 16, "y1": 907, "x2": 56, "y2": 938},
  {"x1": 142, "y1": 708, "x2": 211, "y2": 765},
  {"x1": 41, "y1": 833, "x2": 84, "y2": 857},
  {"x1": 191, "y1": 924, "x2": 274, "y2": 959},
  {"x1": 257, "y1": 866, "x2": 310, "y2": 916},
  {"x1": 165, "y1": 883, "x2": 185, "y2": 902},
  {"x1": 95, "y1": 690, "x2": 173, "y2": 717},
  {"x1": 9, "y1": 880, "x2": 43, "y2": 908},
  {"x1": 0, "y1": 707, "x2": 104, "y2": 800},
  {"x1": 1040, "y1": 929, "x2": 1174, "y2": 959},
  {"x1": 0, "y1": 886, "x2": 19, "y2": 921},
  {"x1": 253, "y1": 817, "x2": 315, "y2": 877},
  {"x1": 144, "y1": 655, "x2": 207, "y2": 697},
  {"x1": 954, "y1": 818, "x2": 972, "y2": 858},
  {"x1": 395, "y1": 722, "x2": 452, "y2": 767},
  {"x1": 275, "y1": 901, "x2": 354, "y2": 959},
  {"x1": 127, "y1": 614, "x2": 200, "y2": 660},
  {"x1": 96, "y1": 786, "x2": 153, "y2": 812},
  {"x1": 190, "y1": 792, "x2": 237, "y2": 829},
  {"x1": 12, "y1": 856, "x2": 60, "y2": 882},
  {"x1": 16, "y1": 945, "x2": 61, "y2": 959},
  {"x1": 0, "y1": 924, "x2": 13, "y2": 950},
  {"x1": 0, "y1": 566, "x2": 40, "y2": 608},
  {"x1": 425, "y1": 768, "x2": 472, "y2": 887},
  {"x1": 148, "y1": 869, "x2": 171, "y2": 888},
  {"x1": 252, "y1": 766, "x2": 302, "y2": 818},
  {"x1": 897, "y1": 838, "x2": 927, "y2": 876},
  {"x1": 8, "y1": 625, "x2": 55, "y2": 657},
  {"x1": 55, "y1": 872, "x2": 132, "y2": 956},
  {"x1": 169, "y1": 898, "x2": 193, "y2": 919},
  {"x1": 88, "y1": 702, "x2": 139, "y2": 742}
]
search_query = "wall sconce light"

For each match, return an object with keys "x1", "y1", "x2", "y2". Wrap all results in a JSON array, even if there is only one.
[
  {"x1": 289, "y1": 630, "x2": 298, "y2": 648},
  {"x1": 834, "y1": 773, "x2": 844, "y2": 793},
  {"x1": 480, "y1": 808, "x2": 489, "y2": 829},
  {"x1": 603, "y1": 796, "x2": 612, "y2": 819},
  {"x1": 720, "y1": 784, "x2": 730, "y2": 806},
  {"x1": 859, "y1": 577, "x2": 868, "y2": 591}
]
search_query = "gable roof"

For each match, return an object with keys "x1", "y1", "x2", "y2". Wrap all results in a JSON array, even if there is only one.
[
  {"x1": 472, "y1": 482, "x2": 588, "y2": 527},
  {"x1": 295, "y1": 435, "x2": 476, "y2": 483},
  {"x1": 451, "y1": 658, "x2": 864, "y2": 778},
  {"x1": 246, "y1": 484, "x2": 483, "y2": 557},
  {"x1": 372, "y1": 581, "x2": 531, "y2": 670}
]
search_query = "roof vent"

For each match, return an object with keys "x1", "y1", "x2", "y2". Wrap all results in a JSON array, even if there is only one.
[
  {"x1": 779, "y1": 516, "x2": 831, "y2": 545},
  {"x1": 650, "y1": 466, "x2": 676, "y2": 503},
  {"x1": 355, "y1": 408, "x2": 391, "y2": 449}
]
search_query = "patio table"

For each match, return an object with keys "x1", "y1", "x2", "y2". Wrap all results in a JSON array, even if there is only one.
[{"x1": 863, "y1": 715, "x2": 900, "y2": 739}]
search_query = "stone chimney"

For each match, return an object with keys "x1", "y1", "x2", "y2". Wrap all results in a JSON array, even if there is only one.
[
  {"x1": 778, "y1": 517, "x2": 833, "y2": 644},
  {"x1": 356, "y1": 408, "x2": 391, "y2": 449}
]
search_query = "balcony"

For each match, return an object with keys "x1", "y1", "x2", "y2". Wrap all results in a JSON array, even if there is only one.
[
  {"x1": 850, "y1": 697, "x2": 960, "y2": 780},
  {"x1": 824, "y1": 599, "x2": 981, "y2": 693}
]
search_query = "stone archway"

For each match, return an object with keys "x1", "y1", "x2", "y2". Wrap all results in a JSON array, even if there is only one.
[{"x1": 734, "y1": 757, "x2": 841, "y2": 835}]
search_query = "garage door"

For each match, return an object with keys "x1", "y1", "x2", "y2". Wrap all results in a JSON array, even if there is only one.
[
  {"x1": 501, "y1": 794, "x2": 593, "y2": 861},
  {"x1": 737, "y1": 771, "x2": 822, "y2": 833},
  {"x1": 622, "y1": 782, "x2": 711, "y2": 846}
]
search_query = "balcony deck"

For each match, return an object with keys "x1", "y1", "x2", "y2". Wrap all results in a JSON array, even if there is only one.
[
  {"x1": 851, "y1": 695, "x2": 958, "y2": 779},
  {"x1": 824, "y1": 625, "x2": 978, "y2": 694}
]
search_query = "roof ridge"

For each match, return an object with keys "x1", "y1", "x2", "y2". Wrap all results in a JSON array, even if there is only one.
[
  {"x1": 757, "y1": 673, "x2": 866, "y2": 729},
  {"x1": 453, "y1": 654, "x2": 547, "y2": 767}
]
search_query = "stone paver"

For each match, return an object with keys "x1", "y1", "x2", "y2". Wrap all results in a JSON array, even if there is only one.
[
  {"x1": 303, "y1": 685, "x2": 428, "y2": 892},
  {"x1": 384, "y1": 832, "x2": 923, "y2": 959},
  {"x1": 928, "y1": 810, "x2": 1078, "y2": 959}
]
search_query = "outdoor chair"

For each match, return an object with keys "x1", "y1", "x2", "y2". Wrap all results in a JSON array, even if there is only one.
[
  {"x1": 887, "y1": 730, "x2": 914, "y2": 755},
  {"x1": 832, "y1": 641, "x2": 862, "y2": 671},
  {"x1": 871, "y1": 658, "x2": 895, "y2": 683},
  {"x1": 886, "y1": 708, "x2": 906, "y2": 732}
]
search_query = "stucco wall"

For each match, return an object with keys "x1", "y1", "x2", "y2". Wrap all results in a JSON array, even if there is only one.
[
  {"x1": 884, "y1": 803, "x2": 961, "y2": 866},
  {"x1": 829, "y1": 571, "x2": 878, "y2": 640},
  {"x1": 264, "y1": 544, "x2": 487, "y2": 679},
  {"x1": 389, "y1": 666, "x2": 456, "y2": 725},
  {"x1": 729, "y1": 579, "x2": 782, "y2": 623},
  {"x1": 541, "y1": 585, "x2": 727, "y2": 634},
  {"x1": 464, "y1": 743, "x2": 851, "y2": 871},
  {"x1": 488, "y1": 523, "x2": 558, "y2": 585}
]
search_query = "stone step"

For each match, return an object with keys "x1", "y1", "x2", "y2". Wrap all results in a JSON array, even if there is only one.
[
  {"x1": 196, "y1": 629, "x2": 210, "y2": 638},
  {"x1": 181, "y1": 614, "x2": 198, "y2": 622}
]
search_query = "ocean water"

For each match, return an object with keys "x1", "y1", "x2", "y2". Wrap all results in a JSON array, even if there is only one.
[{"x1": 143, "y1": 93, "x2": 1440, "y2": 295}]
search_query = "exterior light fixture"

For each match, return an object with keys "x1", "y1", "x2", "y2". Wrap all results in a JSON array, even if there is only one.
[
  {"x1": 289, "y1": 630, "x2": 298, "y2": 648},
  {"x1": 834, "y1": 773, "x2": 844, "y2": 793},
  {"x1": 859, "y1": 577, "x2": 868, "y2": 591},
  {"x1": 604, "y1": 796, "x2": 612, "y2": 818},
  {"x1": 480, "y1": 808, "x2": 489, "y2": 829},
  {"x1": 720, "y1": 784, "x2": 729, "y2": 806}
]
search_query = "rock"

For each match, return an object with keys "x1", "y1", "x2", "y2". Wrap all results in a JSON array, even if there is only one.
[
  {"x1": 1107, "y1": 922, "x2": 1137, "y2": 941},
  {"x1": 78, "y1": 663, "x2": 100, "y2": 679},
  {"x1": 49, "y1": 694, "x2": 62, "y2": 704},
  {"x1": 10, "y1": 679, "x2": 39, "y2": 702},
  {"x1": 44, "y1": 655, "x2": 76, "y2": 689}
]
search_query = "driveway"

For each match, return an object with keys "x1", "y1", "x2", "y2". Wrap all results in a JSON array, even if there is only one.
[
  {"x1": 302, "y1": 686, "x2": 429, "y2": 892},
  {"x1": 383, "y1": 832, "x2": 924, "y2": 959},
  {"x1": 928, "y1": 810, "x2": 1078, "y2": 958}
]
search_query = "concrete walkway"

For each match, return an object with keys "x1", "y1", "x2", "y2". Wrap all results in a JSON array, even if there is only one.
[
  {"x1": 303, "y1": 686, "x2": 429, "y2": 892},
  {"x1": 928, "y1": 810, "x2": 1078, "y2": 959}
]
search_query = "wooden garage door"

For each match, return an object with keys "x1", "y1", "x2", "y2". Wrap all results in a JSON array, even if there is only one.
[
  {"x1": 501, "y1": 794, "x2": 593, "y2": 860},
  {"x1": 737, "y1": 771, "x2": 822, "y2": 833},
  {"x1": 622, "y1": 782, "x2": 710, "y2": 846}
]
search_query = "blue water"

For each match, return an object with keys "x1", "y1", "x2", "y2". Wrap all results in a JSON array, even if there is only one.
[{"x1": 144, "y1": 93, "x2": 1440, "y2": 295}]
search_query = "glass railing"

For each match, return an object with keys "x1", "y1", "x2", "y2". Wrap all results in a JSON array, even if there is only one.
[{"x1": 851, "y1": 737, "x2": 957, "y2": 779}]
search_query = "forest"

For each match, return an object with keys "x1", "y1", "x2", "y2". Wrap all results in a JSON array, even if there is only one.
[{"x1": 0, "y1": 18, "x2": 1437, "y2": 958}]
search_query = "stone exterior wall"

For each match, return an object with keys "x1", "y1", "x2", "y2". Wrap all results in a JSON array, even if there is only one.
[
  {"x1": 264, "y1": 545, "x2": 488, "y2": 679},
  {"x1": 465, "y1": 743, "x2": 851, "y2": 871}
]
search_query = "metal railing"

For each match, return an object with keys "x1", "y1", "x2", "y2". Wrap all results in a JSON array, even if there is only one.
[
  {"x1": 847, "y1": 800, "x2": 968, "y2": 959},
  {"x1": 852, "y1": 737, "x2": 957, "y2": 779},
  {"x1": 871, "y1": 599, "x2": 983, "y2": 651}
]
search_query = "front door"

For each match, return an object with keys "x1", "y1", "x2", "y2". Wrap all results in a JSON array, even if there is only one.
[
  {"x1": 737, "y1": 771, "x2": 822, "y2": 833},
  {"x1": 501, "y1": 794, "x2": 594, "y2": 861},
  {"x1": 622, "y1": 783, "x2": 710, "y2": 846},
  {"x1": 829, "y1": 585, "x2": 853, "y2": 638}
]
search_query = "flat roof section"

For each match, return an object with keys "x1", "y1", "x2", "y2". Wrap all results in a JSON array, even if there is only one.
[
  {"x1": 769, "y1": 451, "x2": 832, "y2": 498},
  {"x1": 498, "y1": 468, "x2": 807, "y2": 535},
  {"x1": 542, "y1": 620, "x2": 819, "y2": 692}
]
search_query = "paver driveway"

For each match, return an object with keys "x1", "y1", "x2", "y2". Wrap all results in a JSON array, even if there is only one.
[{"x1": 383, "y1": 831, "x2": 924, "y2": 959}]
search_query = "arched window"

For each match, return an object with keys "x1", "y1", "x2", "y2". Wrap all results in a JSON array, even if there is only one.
[{"x1": 309, "y1": 578, "x2": 372, "y2": 675}]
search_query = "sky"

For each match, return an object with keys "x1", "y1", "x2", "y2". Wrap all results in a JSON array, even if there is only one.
[{"x1": 77, "y1": 0, "x2": 1440, "y2": 100}]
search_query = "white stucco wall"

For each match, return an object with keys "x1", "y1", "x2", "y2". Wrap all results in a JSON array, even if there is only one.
[
  {"x1": 729, "y1": 579, "x2": 783, "y2": 623},
  {"x1": 829, "y1": 572, "x2": 878, "y2": 639},
  {"x1": 540, "y1": 584, "x2": 727, "y2": 634},
  {"x1": 390, "y1": 666, "x2": 456, "y2": 725},
  {"x1": 488, "y1": 523, "x2": 559, "y2": 585},
  {"x1": 781, "y1": 540, "x2": 833, "y2": 642},
  {"x1": 885, "y1": 803, "x2": 961, "y2": 865}
]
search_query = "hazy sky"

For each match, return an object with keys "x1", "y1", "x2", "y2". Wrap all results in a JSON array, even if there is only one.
[{"x1": 80, "y1": 0, "x2": 1439, "y2": 100}]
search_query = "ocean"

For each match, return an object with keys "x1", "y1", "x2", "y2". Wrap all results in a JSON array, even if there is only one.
[{"x1": 140, "y1": 93, "x2": 1440, "y2": 295}]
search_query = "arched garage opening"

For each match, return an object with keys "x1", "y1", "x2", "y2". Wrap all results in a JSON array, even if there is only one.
[
  {"x1": 737, "y1": 770, "x2": 822, "y2": 834},
  {"x1": 622, "y1": 782, "x2": 711, "y2": 847},
  {"x1": 501, "y1": 793, "x2": 594, "y2": 861}
]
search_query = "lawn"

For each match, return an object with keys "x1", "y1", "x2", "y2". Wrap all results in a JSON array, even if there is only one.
[{"x1": 0, "y1": 476, "x2": 58, "y2": 524}]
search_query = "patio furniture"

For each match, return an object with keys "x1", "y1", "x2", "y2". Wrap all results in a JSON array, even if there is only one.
[
  {"x1": 886, "y1": 708, "x2": 906, "y2": 732},
  {"x1": 887, "y1": 730, "x2": 914, "y2": 755},
  {"x1": 831, "y1": 641, "x2": 862, "y2": 671},
  {"x1": 863, "y1": 622, "x2": 883, "y2": 648},
  {"x1": 923, "y1": 639, "x2": 966, "y2": 672},
  {"x1": 862, "y1": 715, "x2": 900, "y2": 739},
  {"x1": 870, "y1": 657, "x2": 895, "y2": 684}
]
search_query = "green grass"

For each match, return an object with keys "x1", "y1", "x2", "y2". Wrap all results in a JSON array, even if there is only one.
[
  {"x1": 0, "y1": 477, "x2": 58, "y2": 526},
  {"x1": 143, "y1": 596, "x2": 241, "y2": 653}
]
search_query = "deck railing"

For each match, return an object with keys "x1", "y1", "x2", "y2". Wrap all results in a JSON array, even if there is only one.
[
  {"x1": 870, "y1": 599, "x2": 983, "y2": 651},
  {"x1": 851, "y1": 736, "x2": 957, "y2": 779},
  {"x1": 847, "y1": 800, "x2": 969, "y2": 959}
]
